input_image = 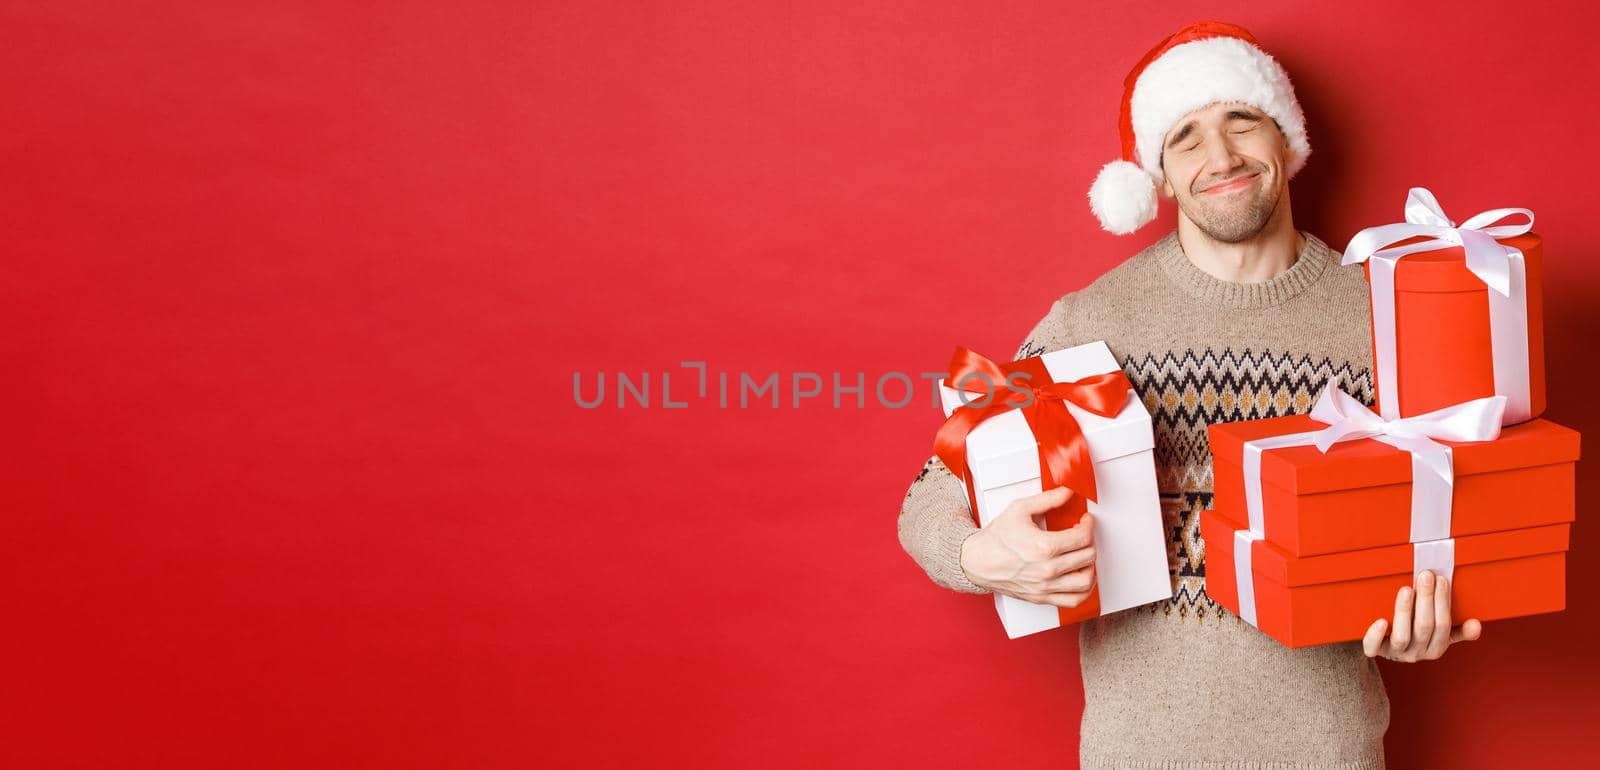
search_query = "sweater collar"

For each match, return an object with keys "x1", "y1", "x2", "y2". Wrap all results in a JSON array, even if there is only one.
[{"x1": 1153, "y1": 228, "x2": 1333, "y2": 309}]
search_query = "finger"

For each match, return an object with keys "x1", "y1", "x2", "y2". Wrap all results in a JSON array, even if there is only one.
[
  {"x1": 1425, "y1": 574, "x2": 1453, "y2": 658},
  {"x1": 1042, "y1": 513, "x2": 1094, "y2": 555},
  {"x1": 1449, "y1": 618, "x2": 1483, "y2": 644},
  {"x1": 1389, "y1": 584, "x2": 1414, "y2": 654},
  {"x1": 1410, "y1": 571, "x2": 1436, "y2": 656},
  {"x1": 1033, "y1": 590, "x2": 1091, "y2": 609},
  {"x1": 1045, "y1": 544, "x2": 1096, "y2": 576},
  {"x1": 1362, "y1": 618, "x2": 1388, "y2": 658},
  {"x1": 1043, "y1": 564, "x2": 1095, "y2": 594},
  {"x1": 1008, "y1": 486, "x2": 1074, "y2": 519}
]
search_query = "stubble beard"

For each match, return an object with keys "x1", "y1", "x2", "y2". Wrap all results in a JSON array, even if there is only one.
[{"x1": 1179, "y1": 174, "x2": 1282, "y2": 244}]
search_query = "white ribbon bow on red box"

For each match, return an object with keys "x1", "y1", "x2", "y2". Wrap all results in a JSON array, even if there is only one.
[{"x1": 1341, "y1": 187, "x2": 1535, "y2": 423}]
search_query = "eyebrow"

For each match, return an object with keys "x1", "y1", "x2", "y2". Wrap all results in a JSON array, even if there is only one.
[{"x1": 1165, "y1": 109, "x2": 1264, "y2": 148}]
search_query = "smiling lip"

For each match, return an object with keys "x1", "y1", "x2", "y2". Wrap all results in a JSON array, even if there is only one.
[{"x1": 1201, "y1": 172, "x2": 1259, "y2": 194}]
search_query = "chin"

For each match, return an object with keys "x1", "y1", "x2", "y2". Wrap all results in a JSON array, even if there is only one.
[{"x1": 1185, "y1": 205, "x2": 1274, "y2": 243}]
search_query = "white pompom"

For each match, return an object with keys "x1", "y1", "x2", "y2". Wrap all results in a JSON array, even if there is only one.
[{"x1": 1087, "y1": 160, "x2": 1158, "y2": 235}]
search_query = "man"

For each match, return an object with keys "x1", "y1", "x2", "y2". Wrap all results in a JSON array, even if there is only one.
[{"x1": 897, "y1": 21, "x2": 1482, "y2": 769}]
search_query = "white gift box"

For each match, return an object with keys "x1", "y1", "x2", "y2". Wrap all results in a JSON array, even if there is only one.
[{"x1": 939, "y1": 340, "x2": 1172, "y2": 638}]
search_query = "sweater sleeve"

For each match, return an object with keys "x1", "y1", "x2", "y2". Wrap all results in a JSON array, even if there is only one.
[{"x1": 895, "y1": 294, "x2": 1076, "y2": 594}]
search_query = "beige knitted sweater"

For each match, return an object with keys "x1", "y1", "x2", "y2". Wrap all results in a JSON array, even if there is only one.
[{"x1": 898, "y1": 229, "x2": 1389, "y2": 769}]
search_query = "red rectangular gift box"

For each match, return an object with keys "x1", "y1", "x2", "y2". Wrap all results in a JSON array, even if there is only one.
[
  {"x1": 1203, "y1": 507, "x2": 1569, "y2": 648},
  {"x1": 1209, "y1": 415, "x2": 1579, "y2": 557}
]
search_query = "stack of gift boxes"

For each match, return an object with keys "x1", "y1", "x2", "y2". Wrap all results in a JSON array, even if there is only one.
[{"x1": 1202, "y1": 188, "x2": 1582, "y2": 648}]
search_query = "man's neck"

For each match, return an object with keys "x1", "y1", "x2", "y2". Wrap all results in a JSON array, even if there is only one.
[{"x1": 1175, "y1": 214, "x2": 1303, "y2": 284}]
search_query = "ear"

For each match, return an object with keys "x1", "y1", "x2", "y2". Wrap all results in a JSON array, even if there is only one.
[
  {"x1": 1268, "y1": 127, "x2": 1293, "y2": 164},
  {"x1": 1156, "y1": 156, "x2": 1176, "y2": 199}
]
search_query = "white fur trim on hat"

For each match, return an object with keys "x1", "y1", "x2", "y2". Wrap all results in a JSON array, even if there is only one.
[
  {"x1": 1129, "y1": 36, "x2": 1310, "y2": 185},
  {"x1": 1088, "y1": 160, "x2": 1158, "y2": 235}
]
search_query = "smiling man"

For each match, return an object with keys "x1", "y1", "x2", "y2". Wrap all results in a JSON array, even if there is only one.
[{"x1": 897, "y1": 20, "x2": 1480, "y2": 770}]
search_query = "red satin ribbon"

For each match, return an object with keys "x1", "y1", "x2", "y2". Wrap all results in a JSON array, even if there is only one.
[
  {"x1": 933, "y1": 347, "x2": 1132, "y2": 506},
  {"x1": 934, "y1": 347, "x2": 1132, "y2": 626}
]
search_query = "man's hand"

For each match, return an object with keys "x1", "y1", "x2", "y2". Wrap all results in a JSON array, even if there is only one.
[
  {"x1": 1361, "y1": 569, "x2": 1483, "y2": 661},
  {"x1": 958, "y1": 486, "x2": 1096, "y2": 607}
]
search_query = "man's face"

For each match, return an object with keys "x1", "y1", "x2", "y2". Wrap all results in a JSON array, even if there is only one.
[{"x1": 1158, "y1": 101, "x2": 1293, "y2": 243}]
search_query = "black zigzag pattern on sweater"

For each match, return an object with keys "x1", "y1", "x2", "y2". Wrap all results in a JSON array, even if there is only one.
[{"x1": 1117, "y1": 348, "x2": 1374, "y2": 621}]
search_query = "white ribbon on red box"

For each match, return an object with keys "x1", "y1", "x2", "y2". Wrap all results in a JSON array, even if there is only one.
[
  {"x1": 1341, "y1": 187, "x2": 1536, "y2": 423},
  {"x1": 1231, "y1": 380, "x2": 1506, "y2": 627}
]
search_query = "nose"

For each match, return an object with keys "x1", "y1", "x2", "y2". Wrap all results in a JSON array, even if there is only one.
[{"x1": 1203, "y1": 132, "x2": 1247, "y2": 178}]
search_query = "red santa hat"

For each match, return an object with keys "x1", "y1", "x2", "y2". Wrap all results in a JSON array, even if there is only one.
[{"x1": 1088, "y1": 21, "x2": 1311, "y2": 235}]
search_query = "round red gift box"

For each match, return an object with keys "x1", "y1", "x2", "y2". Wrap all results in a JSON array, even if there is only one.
[{"x1": 1362, "y1": 232, "x2": 1545, "y2": 424}]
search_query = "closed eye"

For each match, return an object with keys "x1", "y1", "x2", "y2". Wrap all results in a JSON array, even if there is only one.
[{"x1": 1226, "y1": 110, "x2": 1263, "y2": 132}]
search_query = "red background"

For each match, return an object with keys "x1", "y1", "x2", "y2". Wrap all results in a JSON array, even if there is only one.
[{"x1": 5, "y1": 2, "x2": 1599, "y2": 767}]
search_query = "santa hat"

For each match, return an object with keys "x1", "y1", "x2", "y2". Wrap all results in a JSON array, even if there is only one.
[{"x1": 1087, "y1": 21, "x2": 1311, "y2": 235}]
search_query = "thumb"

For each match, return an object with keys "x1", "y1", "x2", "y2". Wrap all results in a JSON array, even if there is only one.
[
  {"x1": 1006, "y1": 485, "x2": 1074, "y2": 520},
  {"x1": 1041, "y1": 512, "x2": 1095, "y2": 554}
]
